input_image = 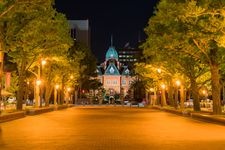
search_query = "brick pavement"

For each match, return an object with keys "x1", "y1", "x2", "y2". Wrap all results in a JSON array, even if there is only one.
[{"x1": 1, "y1": 106, "x2": 225, "y2": 150}]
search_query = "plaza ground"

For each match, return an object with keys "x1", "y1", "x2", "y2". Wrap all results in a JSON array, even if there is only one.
[{"x1": 1, "y1": 106, "x2": 225, "y2": 150}]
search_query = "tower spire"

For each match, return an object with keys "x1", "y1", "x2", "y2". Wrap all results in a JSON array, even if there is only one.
[{"x1": 111, "y1": 35, "x2": 113, "y2": 46}]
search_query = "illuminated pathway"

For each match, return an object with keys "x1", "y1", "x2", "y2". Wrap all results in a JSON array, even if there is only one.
[{"x1": 1, "y1": 106, "x2": 225, "y2": 150}]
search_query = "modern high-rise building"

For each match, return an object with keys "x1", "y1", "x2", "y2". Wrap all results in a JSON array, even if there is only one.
[
  {"x1": 117, "y1": 47, "x2": 142, "y2": 65},
  {"x1": 68, "y1": 20, "x2": 91, "y2": 48}
]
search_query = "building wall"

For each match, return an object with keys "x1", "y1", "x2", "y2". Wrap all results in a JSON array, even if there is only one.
[
  {"x1": 103, "y1": 75, "x2": 121, "y2": 94},
  {"x1": 68, "y1": 20, "x2": 91, "y2": 48},
  {"x1": 118, "y1": 48, "x2": 142, "y2": 65},
  {"x1": 121, "y1": 76, "x2": 133, "y2": 96}
]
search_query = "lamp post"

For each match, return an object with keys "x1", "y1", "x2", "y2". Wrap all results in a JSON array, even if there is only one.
[
  {"x1": 34, "y1": 59, "x2": 46, "y2": 108},
  {"x1": 66, "y1": 87, "x2": 71, "y2": 104},
  {"x1": 40, "y1": 59, "x2": 46, "y2": 107},
  {"x1": 54, "y1": 84, "x2": 59, "y2": 106},
  {"x1": 0, "y1": 50, "x2": 4, "y2": 110},
  {"x1": 161, "y1": 83, "x2": 167, "y2": 106},
  {"x1": 35, "y1": 79, "x2": 41, "y2": 107},
  {"x1": 156, "y1": 68, "x2": 162, "y2": 105},
  {"x1": 175, "y1": 80, "x2": 181, "y2": 109}
]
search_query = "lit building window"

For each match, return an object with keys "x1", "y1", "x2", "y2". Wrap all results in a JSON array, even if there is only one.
[
  {"x1": 122, "y1": 80, "x2": 126, "y2": 85},
  {"x1": 107, "y1": 80, "x2": 110, "y2": 84}
]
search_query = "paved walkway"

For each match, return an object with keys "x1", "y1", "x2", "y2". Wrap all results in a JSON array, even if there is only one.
[{"x1": 1, "y1": 106, "x2": 225, "y2": 150}]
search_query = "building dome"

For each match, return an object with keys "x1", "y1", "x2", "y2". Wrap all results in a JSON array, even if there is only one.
[{"x1": 105, "y1": 46, "x2": 118, "y2": 60}]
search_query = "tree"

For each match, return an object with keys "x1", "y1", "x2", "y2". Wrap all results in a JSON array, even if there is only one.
[
  {"x1": 143, "y1": 0, "x2": 225, "y2": 114},
  {"x1": 129, "y1": 77, "x2": 146, "y2": 102},
  {"x1": 4, "y1": 0, "x2": 73, "y2": 110},
  {"x1": 68, "y1": 41, "x2": 97, "y2": 98}
]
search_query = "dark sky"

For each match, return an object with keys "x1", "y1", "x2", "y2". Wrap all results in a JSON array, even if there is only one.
[{"x1": 55, "y1": 0, "x2": 158, "y2": 62}]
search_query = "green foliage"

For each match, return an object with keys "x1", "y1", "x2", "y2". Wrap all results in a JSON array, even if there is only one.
[
  {"x1": 0, "y1": 0, "x2": 73, "y2": 109},
  {"x1": 142, "y1": 0, "x2": 225, "y2": 113},
  {"x1": 129, "y1": 77, "x2": 146, "y2": 101},
  {"x1": 68, "y1": 41, "x2": 97, "y2": 90}
]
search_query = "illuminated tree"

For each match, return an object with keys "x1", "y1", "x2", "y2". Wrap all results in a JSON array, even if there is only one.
[
  {"x1": 3, "y1": 0, "x2": 73, "y2": 110},
  {"x1": 142, "y1": 0, "x2": 218, "y2": 112}
]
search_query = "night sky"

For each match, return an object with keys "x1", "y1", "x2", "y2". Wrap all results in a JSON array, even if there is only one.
[{"x1": 55, "y1": 0, "x2": 158, "y2": 62}]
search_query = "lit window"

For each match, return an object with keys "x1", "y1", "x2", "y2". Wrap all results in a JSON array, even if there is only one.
[{"x1": 122, "y1": 80, "x2": 126, "y2": 85}]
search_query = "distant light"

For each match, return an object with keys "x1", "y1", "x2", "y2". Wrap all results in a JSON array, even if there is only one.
[
  {"x1": 161, "y1": 84, "x2": 166, "y2": 89},
  {"x1": 157, "y1": 68, "x2": 161, "y2": 73},
  {"x1": 202, "y1": 90, "x2": 207, "y2": 95},
  {"x1": 150, "y1": 88, "x2": 154, "y2": 92},
  {"x1": 67, "y1": 87, "x2": 71, "y2": 92},
  {"x1": 55, "y1": 84, "x2": 59, "y2": 89},
  {"x1": 175, "y1": 80, "x2": 181, "y2": 86},
  {"x1": 36, "y1": 80, "x2": 41, "y2": 86},
  {"x1": 41, "y1": 60, "x2": 47, "y2": 65}
]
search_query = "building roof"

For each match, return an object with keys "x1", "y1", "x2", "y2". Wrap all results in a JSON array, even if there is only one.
[
  {"x1": 104, "y1": 63, "x2": 120, "y2": 75},
  {"x1": 122, "y1": 67, "x2": 130, "y2": 75},
  {"x1": 96, "y1": 66, "x2": 103, "y2": 75},
  {"x1": 68, "y1": 20, "x2": 89, "y2": 30},
  {"x1": 105, "y1": 46, "x2": 118, "y2": 60}
]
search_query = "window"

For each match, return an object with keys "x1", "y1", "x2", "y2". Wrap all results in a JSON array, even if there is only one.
[{"x1": 122, "y1": 80, "x2": 126, "y2": 85}]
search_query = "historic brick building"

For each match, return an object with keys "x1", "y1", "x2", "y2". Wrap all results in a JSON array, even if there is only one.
[{"x1": 97, "y1": 45, "x2": 134, "y2": 103}]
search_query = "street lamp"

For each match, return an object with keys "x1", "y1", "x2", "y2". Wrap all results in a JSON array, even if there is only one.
[
  {"x1": 70, "y1": 75, "x2": 74, "y2": 79},
  {"x1": 67, "y1": 87, "x2": 71, "y2": 104},
  {"x1": 54, "y1": 84, "x2": 59, "y2": 106},
  {"x1": 41, "y1": 59, "x2": 47, "y2": 66},
  {"x1": 39, "y1": 59, "x2": 46, "y2": 107},
  {"x1": 35, "y1": 79, "x2": 41, "y2": 107},
  {"x1": 157, "y1": 68, "x2": 161, "y2": 74},
  {"x1": 175, "y1": 80, "x2": 181, "y2": 109},
  {"x1": 160, "y1": 83, "x2": 167, "y2": 106},
  {"x1": 175, "y1": 80, "x2": 181, "y2": 87}
]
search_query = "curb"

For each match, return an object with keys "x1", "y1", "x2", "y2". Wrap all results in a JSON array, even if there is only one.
[
  {"x1": 0, "y1": 105, "x2": 75, "y2": 122},
  {"x1": 152, "y1": 106, "x2": 191, "y2": 117},
  {"x1": 151, "y1": 106, "x2": 225, "y2": 125},
  {"x1": 26, "y1": 107, "x2": 54, "y2": 115},
  {"x1": 0, "y1": 111, "x2": 26, "y2": 123},
  {"x1": 191, "y1": 113, "x2": 225, "y2": 125}
]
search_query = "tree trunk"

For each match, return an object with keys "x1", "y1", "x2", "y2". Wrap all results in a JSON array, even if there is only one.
[
  {"x1": 0, "y1": 49, "x2": 4, "y2": 109},
  {"x1": 168, "y1": 82, "x2": 174, "y2": 106},
  {"x1": 161, "y1": 88, "x2": 167, "y2": 106},
  {"x1": 45, "y1": 85, "x2": 53, "y2": 107},
  {"x1": 190, "y1": 78, "x2": 200, "y2": 111},
  {"x1": 61, "y1": 79, "x2": 65, "y2": 104},
  {"x1": 180, "y1": 85, "x2": 185, "y2": 109},
  {"x1": 210, "y1": 64, "x2": 221, "y2": 114},
  {"x1": 174, "y1": 88, "x2": 178, "y2": 109},
  {"x1": 17, "y1": 60, "x2": 26, "y2": 110}
]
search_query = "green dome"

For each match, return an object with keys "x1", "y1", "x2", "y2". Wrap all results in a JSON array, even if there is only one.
[{"x1": 105, "y1": 46, "x2": 118, "y2": 60}]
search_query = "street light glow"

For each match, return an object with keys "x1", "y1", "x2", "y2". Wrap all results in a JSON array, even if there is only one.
[
  {"x1": 161, "y1": 84, "x2": 166, "y2": 89},
  {"x1": 150, "y1": 88, "x2": 154, "y2": 92},
  {"x1": 36, "y1": 80, "x2": 41, "y2": 86},
  {"x1": 55, "y1": 84, "x2": 59, "y2": 89},
  {"x1": 202, "y1": 90, "x2": 207, "y2": 95},
  {"x1": 41, "y1": 59, "x2": 47, "y2": 66},
  {"x1": 157, "y1": 68, "x2": 161, "y2": 73},
  {"x1": 67, "y1": 87, "x2": 71, "y2": 92},
  {"x1": 175, "y1": 80, "x2": 181, "y2": 86}
]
